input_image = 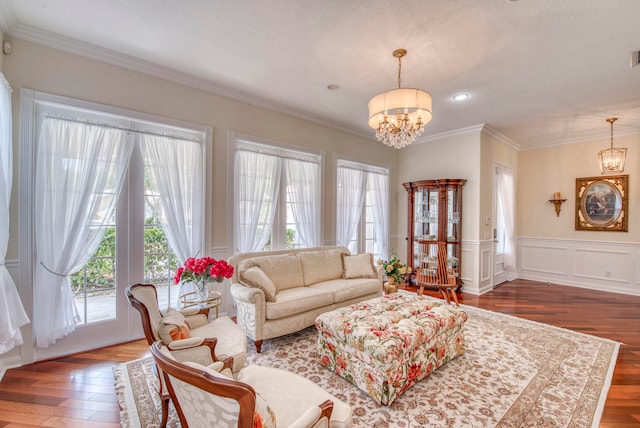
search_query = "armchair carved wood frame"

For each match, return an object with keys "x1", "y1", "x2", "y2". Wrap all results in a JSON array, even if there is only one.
[{"x1": 126, "y1": 283, "x2": 230, "y2": 427}]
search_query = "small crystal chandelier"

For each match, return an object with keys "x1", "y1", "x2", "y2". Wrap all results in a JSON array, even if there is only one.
[
  {"x1": 368, "y1": 49, "x2": 432, "y2": 149},
  {"x1": 598, "y1": 117, "x2": 627, "y2": 174}
]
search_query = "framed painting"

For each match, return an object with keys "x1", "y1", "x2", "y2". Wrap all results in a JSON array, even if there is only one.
[{"x1": 575, "y1": 175, "x2": 628, "y2": 231}]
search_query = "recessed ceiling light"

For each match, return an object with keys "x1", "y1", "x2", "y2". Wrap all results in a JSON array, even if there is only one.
[
  {"x1": 452, "y1": 93, "x2": 470, "y2": 102},
  {"x1": 327, "y1": 84, "x2": 340, "y2": 90}
]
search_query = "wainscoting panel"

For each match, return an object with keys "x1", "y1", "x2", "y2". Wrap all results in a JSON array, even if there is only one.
[
  {"x1": 480, "y1": 248, "x2": 492, "y2": 282},
  {"x1": 518, "y1": 237, "x2": 640, "y2": 296},
  {"x1": 460, "y1": 247, "x2": 475, "y2": 284},
  {"x1": 521, "y1": 244, "x2": 568, "y2": 275},
  {"x1": 574, "y1": 248, "x2": 629, "y2": 283},
  {"x1": 458, "y1": 241, "x2": 494, "y2": 295}
]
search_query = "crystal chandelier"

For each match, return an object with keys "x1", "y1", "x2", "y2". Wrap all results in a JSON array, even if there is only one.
[
  {"x1": 368, "y1": 49, "x2": 432, "y2": 149},
  {"x1": 598, "y1": 117, "x2": 627, "y2": 174}
]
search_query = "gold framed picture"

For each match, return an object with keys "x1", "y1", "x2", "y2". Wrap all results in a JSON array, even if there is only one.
[{"x1": 575, "y1": 175, "x2": 628, "y2": 231}]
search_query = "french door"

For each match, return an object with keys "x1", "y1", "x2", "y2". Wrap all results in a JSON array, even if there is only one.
[{"x1": 22, "y1": 91, "x2": 207, "y2": 361}]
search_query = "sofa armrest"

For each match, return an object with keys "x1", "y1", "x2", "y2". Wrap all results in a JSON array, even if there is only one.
[
  {"x1": 230, "y1": 282, "x2": 267, "y2": 341},
  {"x1": 230, "y1": 282, "x2": 266, "y2": 303}
]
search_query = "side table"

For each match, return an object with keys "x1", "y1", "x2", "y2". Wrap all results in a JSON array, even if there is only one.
[{"x1": 179, "y1": 290, "x2": 222, "y2": 318}]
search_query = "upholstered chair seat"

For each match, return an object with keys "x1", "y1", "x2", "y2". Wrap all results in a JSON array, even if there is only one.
[{"x1": 151, "y1": 341, "x2": 353, "y2": 428}]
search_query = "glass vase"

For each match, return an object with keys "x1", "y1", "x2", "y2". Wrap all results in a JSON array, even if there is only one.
[{"x1": 195, "y1": 280, "x2": 209, "y2": 302}]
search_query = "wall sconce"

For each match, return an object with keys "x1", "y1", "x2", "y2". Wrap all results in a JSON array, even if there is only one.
[{"x1": 548, "y1": 192, "x2": 567, "y2": 217}]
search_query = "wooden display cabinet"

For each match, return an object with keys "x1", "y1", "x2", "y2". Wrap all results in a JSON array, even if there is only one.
[{"x1": 402, "y1": 179, "x2": 466, "y2": 292}]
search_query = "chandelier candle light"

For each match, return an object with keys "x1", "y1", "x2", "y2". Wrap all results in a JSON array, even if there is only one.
[
  {"x1": 368, "y1": 49, "x2": 432, "y2": 149},
  {"x1": 598, "y1": 117, "x2": 627, "y2": 174}
]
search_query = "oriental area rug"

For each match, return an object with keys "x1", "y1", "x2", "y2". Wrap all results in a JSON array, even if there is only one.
[{"x1": 114, "y1": 302, "x2": 619, "y2": 428}]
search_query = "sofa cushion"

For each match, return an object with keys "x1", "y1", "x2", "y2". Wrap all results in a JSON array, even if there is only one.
[
  {"x1": 310, "y1": 278, "x2": 382, "y2": 303},
  {"x1": 158, "y1": 307, "x2": 192, "y2": 344},
  {"x1": 297, "y1": 249, "x2": 345, "y2": 286},
  {"x1": 265, "y1": 287, "x2": 334, "y2": 320},
  {"x1": 241, "y1": 254, "x2": 304, "y2": 291},
  {"x1": 240, "y1": 266, "x2": 277, "y2": 302},
  {"x1": 342, "y1": 253, "x2": 377, "y2": 279}
]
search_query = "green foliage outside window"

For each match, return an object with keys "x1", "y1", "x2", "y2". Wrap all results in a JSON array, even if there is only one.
[{"x1": 71, "y1": 219, "x2": 178, "y2": 296}]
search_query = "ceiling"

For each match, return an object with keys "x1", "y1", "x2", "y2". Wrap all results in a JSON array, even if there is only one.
[{"x1": 1, "y1": 0, "x2": 639, "y2": 149}]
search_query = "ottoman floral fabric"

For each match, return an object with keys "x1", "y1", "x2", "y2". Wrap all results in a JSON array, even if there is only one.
[{"x1": 315, "y1": 293, "x2": 467, "y2": 405}]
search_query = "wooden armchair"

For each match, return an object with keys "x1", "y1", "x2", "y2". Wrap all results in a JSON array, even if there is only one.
[
  {"x1": 150, "y1": 341, "x2": 353, "y2": 428},
  {"x1": 126, "y1": 283, "x2": 247, "y2": 427}
]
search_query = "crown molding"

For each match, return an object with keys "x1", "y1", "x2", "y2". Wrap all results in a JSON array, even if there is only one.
[
  {"x1": 480, "y1": 124, "x2": 522, "y2": 151},
  {"x1": 519, "y1": 128, "x2": 640, "y2": 151},
  {"x1": 415, "y1": 123, "x2": 485, "y2": 144},
  {"x1": 5, "y1": 23, "x2": 374, "y2": 142}
]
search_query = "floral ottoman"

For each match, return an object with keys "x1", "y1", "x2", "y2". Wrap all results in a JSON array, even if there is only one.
[{"x1": 315, "y1": 293, "x2": 467, "y2": 405}]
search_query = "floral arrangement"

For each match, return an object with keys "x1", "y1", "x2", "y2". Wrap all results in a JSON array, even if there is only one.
[
  {"x1": 173, "y1": 257, "x2": 235, "y2": 285},
  {"x1": 377, "y1": 256, "x2": 412, "y2": 283}
]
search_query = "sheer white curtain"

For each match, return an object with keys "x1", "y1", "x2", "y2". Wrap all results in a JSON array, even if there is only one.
[
  {"x1": 496, "y1": 165, "x2": 516, "y2": 271},
  {"x1": 0, "y1": 73, "x2": 29, "y2": 353},
  {"x1": 34, "y1": 118, "x2": 133, "y2": 347},
  {"x1": 234, "y1": 150, "x2": 281, "y2": 252},
  {"x1": 285, "y1": 159, "x2": 320, "y2": 248},
  {"x1": 142, "y1": 135, "x2": 203, "y2": 301},
  {"x1": 336, "y1": 167, "x2": 365, "y2": 254},
  {"x1": 368, "y1": 172, "x2": 389, "y2": 261}
]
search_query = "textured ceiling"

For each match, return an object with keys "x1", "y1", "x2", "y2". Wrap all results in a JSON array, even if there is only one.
[{"x1": 1, "y1": 0, "x2": 639, "y2": 148}]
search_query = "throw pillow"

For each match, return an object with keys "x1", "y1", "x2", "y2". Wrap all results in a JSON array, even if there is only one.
[
  {"x1": 343, "y1": 253, "x2": 377, "y2": 279},
  {"x1": 158, "y1": 308, "x2": 192, "y2": 343},
  {"x1": 240, "y1": 266, "x2": 277, "y2": 302},
  {"x1": 242, "y1": 254, "x2": 303, "y2": 291}
]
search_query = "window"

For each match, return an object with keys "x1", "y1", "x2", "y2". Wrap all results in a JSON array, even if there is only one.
[
  {"x1": 336, "y1": 159, "x2": 389, "y2": 260},
  {"x1": 230, "y1": 134, "x2": 322, "y2": 253}
]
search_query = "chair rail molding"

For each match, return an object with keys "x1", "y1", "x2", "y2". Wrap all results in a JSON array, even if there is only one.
[{"x1": 517, "y1": 236, "x2": 640, "y2": 296}]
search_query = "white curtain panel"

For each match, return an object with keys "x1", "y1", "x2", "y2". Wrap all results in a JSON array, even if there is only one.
[
  {"x1": 368, "y1": 172, "x2": 389, "y2": 261},
  {"x1": 234, "y1": 150, "x2": 281, "y2": 253},
  {"x1": 336, "y1": 167, "x2": 365, "y2": 254},
  {"x1": 0, "y1": 73, "x2": 29, "y2": 353},
  {"x1": 142, "y1": 135, "x2": 204, "y2": 302},
  {"x1": 285, "y1": 158, "x2": 320, "y2": 248},
  {"x1": 496, "y1": 165, "x2": 516, "y2": 271},
  {"x1": 34, "y1": 118, "x2": 133, "y2": 347}
]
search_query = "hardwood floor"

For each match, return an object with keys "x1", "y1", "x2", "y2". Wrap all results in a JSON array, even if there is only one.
[{"x1": 0, "y1": 279, "x2": 638, "y2": 427}]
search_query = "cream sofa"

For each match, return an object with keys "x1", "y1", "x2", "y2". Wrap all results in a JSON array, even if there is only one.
[{"x1": 229, "y1": 246, "x2": 383, "y2": 352}]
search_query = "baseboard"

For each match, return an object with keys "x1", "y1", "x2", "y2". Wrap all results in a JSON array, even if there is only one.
[{"x1": 0, "y1": 355, "x2": 23, "y2": 381}]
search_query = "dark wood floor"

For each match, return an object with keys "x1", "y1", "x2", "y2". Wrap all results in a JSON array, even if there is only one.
[{"x1": 0, "y1": 279, "x2": 638, "y2": 427}]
